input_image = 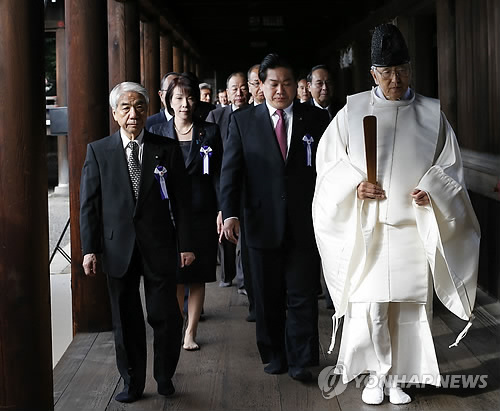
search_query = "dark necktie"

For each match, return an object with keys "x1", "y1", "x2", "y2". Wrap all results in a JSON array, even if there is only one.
[
  {"x1": 275, "y1": 109, "x2": 287, "y2": 160},
  {"x1": 127, "y1": 140, "x2": 141, "y2": 199}
]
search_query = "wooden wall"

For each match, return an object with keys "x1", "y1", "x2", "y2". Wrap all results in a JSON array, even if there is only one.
[{"x1": 455, "y1": 0, "x2": 500, "y2": 154}]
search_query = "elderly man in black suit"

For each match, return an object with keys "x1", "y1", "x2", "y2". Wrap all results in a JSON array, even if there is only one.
[
  {"x1": 206, "y1": 72, "x2": 249, "y2": 290},
  {"x1": 80, "y1": 81, "x2": 194, "y2": 403},
  {"x1": 146, "y1": 71, "x2": 180, "y2": 129},
  {"x1": 206, "y1": 71, "x2": 249, "y2": 142},
  {"x1": 221, "y1": 54, "x2": 329, "y2": 382},
  {"x1": 307, "y1": 64, "x2": 341, "y2": 121}
]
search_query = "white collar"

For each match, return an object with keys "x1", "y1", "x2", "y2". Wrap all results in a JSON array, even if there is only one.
[
  {"x1": 266, "y1": 101, "x2": 293, "y2": 118},
  {"x1": 312, "y1": 98, "x2": 330, "y2": 111},
  {"x1": 120, "y1": 129, "x2": 144, "y2": 149},
  {"x1": 374, "y1": 86, "x2": 413, "y2": 101}
]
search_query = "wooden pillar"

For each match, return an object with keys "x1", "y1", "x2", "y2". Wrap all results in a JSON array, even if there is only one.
[
  {"x1": 108, "y1": 0, "x2": 140, "y2": 133},
  {"x1": 141, "y1": 18, "x2": 160, "y2": 116},
  {"x1": 436, "y1": 0, "x2": 458, "y2": 130},
  {"x1": 0, "y1": 1, "x2": 53, "y2": 409},
  {"x1": 183, "y1": 50, "x2": 190, "y2": 74},
  {"x1": 190, "y1": 55, "x2": 196, "y2": 74},
  {"x1": 173, "y1": 42, "x2": 184, "y2": 73},
  {"x1": 66, "y1": 0, "x2": 112, "y2": 334},
  {"x1": 55, "y1": 23, "x2": 70, "y2": 195},
  {"x1": 160, "y1": 31, "x2": 174, "y2": 76}
]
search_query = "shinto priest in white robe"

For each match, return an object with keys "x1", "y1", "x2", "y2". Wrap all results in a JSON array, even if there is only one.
[{"x1": 312, "y1": 86, "x2": 480, "y2": 386}]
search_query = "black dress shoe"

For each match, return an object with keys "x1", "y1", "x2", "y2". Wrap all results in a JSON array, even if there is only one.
[
  {"x1": 289, "y1": 367, "x2": 313, "y2": 382},
  {"x1": 158, "y1": 380, "x2": 175, "y2": 397},
  {"x1": 246, "y1": 313, "x2": 256, "y2": 322},
  {"x1": 264, "y1": 359, "x2": 288, "y2": 375},
  {"x1": 115, "y1": 389, "x2": 142, "y2": 403}
]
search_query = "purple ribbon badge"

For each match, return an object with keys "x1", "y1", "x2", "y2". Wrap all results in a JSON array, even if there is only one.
[
  {"x1": 200, "y1": 145, "x2": 213, "y2": 175},
  {"x1": 302, "y1": 134, "x2": 314, "y2": 167},
  {"x1": 154, "y1": 165, "x2": 169, "y2": 199}
]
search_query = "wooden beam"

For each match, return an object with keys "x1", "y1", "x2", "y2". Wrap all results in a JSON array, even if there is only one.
[
  {"x1": 138, "y1": 0, "x2": 200, "y2": 59},
  {"x1": 0, "y1": 0, "x2": 54, "y2": 409}
]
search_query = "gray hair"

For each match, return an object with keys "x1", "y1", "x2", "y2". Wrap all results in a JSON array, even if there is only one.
[
  {"x1": 109, "y1": 82, "x2": 149, "y2": 109},
  {"x1": 199, "y1": 82, "x2": 212, "y2": 90}
]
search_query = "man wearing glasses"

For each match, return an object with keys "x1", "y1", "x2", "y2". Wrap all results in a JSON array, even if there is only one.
[
  {"x1": 146, "y1": 71, "x2": 180, "y2": 129},
  {"x1": 247, "y1": 64, "x2": 265, "y2": 106},
  {"x1": 313, "y1": 23, "x2": 479, "y2": 405},
  {"x1": 307, "y1": 64, "x2": 339, "y2": 121}
]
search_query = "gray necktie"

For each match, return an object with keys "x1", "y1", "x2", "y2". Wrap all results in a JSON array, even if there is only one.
[{"x1": 127, "y1": 140, "x2": 141, "y2": 199}]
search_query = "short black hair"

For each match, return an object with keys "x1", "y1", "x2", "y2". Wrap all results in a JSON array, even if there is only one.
[
  {"x1": 226, "y1": 72, "x2": 247, "y2": 88},
  {"x1": 247, "y1": 63, "x2": 260, "y2": 80},
  {"x1": 307, "y1": 65, "x2": 330, "y2": 83},
  {"x1": 165, "y1": 74, "x2": 200, "y2": 116},
  {"x1": 160, "y1": 72, "x2": 180, "y2": 90},
  {"x1": 258, "y1": 53, "x2": 295, "y2": 83}
]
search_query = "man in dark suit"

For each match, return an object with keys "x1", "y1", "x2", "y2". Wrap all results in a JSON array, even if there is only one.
[
  {"x1": 206, "y1": 72, "x2": 249, "y2": 289},
  {"x1": 206, "y1": 71, "x2": 249, "y2": 142},
  {"x1": 146, "y1": 71, "x2": 179, "y2": 130},
  {"x1": 221, "y1": 54, "x2": 329, "y2": 382},
  {"x1": 80, "y1": 81, "x2": 194, "y2": 403},
  {"x1": 306, "y1": 64, "x2": 341, "y2": 121}
]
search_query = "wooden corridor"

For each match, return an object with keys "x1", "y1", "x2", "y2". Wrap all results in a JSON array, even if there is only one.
[{"x1": 53, "y1": 274, "x2": 500, "y2": 411}]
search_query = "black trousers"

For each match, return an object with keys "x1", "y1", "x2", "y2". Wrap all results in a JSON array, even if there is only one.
[
  {"x1": 240, "y1": 224, "x2": 255, "y2": 317},
  {"x1": 106, "y1": 246, "x2": 182, "y2": 394},
  {"x1": 248, "y1": 243, "x2": 320, "y2": 369},
  {"x1": 219, "y1": 237, "x2": 236, "y2": 283}
]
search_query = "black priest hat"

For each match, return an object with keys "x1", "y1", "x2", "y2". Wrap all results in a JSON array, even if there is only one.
[{"x1": 371, "y1": 23, "x2": 410, "y2": 67}]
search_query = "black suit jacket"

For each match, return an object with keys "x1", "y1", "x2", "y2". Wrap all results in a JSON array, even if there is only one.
[
  {"x1": 146, "y1": 108, "x2": 169, "y2": 130},
  {"x1": 80, "y1": 130, "x2": 192, "y2": 278},
  {"x1": 206, "y1": 105, "x2": 233, "y2": 141},
  {"x1": 206, "y1": 104, "x2": 251, "y2": 142},
  {"x1": 196, "y1": 101, "x2": 217, "y2": 121},
  {"x1": 220, "y1": 101, "x2": 329, "y2": 249},
  {"x1": 150, "y1": 119, "x2": 223, "y2": 241},
  {"x1": 306, "y1": 98, "x2": 341, "y2": 122}
]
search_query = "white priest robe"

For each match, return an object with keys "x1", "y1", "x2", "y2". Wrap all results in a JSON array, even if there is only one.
[{"x1": 312, "y1": 87, "x2": 480, "y2": 385}]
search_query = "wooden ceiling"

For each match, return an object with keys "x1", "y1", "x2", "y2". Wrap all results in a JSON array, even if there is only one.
[{"x1": 153, "y1": 0, "x2": 386, "y2": 75}]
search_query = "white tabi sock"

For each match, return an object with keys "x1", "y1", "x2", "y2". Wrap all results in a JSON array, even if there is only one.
[
  {"x1": 386, "y1": 386, "x2": 412, "y2": 404},
  {"x1": 362, "y1": 374, "x2": 385, "y2": 405}
]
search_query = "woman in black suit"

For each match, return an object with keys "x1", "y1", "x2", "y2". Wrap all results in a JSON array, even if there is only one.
[{"x1": 150, "y1": 74, "x2": 223, "y2": 350}]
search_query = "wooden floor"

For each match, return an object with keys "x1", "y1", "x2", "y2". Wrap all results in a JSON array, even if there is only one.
[{"x1": 53, "y1": 272, "x2": 500, "y2": 411}]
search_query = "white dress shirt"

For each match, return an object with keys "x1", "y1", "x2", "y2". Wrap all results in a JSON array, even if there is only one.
[{"x1": 121, "y1": 129, "x2": 145, "y2": 164}]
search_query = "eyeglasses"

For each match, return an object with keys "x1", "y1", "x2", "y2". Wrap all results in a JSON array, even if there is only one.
[
  {"x1": 311, "y1": 80, "x2": 332, "y2": 88},
  {"x1": 374, "y1": 66, "x2": 410, "y2": 80},
  {"x1": 229, "y1": 86, "x2": 248, "y2": 93},
  {"x1": 248, "y1": 81, "x2": 260, "y2": 87}
]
